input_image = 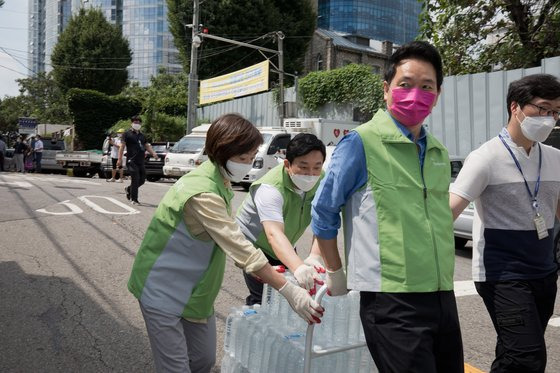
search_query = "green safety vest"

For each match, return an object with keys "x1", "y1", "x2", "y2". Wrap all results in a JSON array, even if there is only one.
[
  {"x1": 127, "y1": 160, "x2": 232, "y2": 319},
  {"x1": 236, "y1": 164, "x2": 322, "y2": 260},
  {"x1": 346, "y1": 109, "x2": 455, "y2": 292}
]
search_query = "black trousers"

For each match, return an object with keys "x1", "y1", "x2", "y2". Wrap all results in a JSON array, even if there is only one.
[
  {"x1": 127, "y1": 161, "x2": 146, "y2": 202},
  {"x1": 0, "y1": 153, "x2": 4, "y2": 171},
  {"x1": 475, "y1": 272, "x2": 558, "y2": 373},
  {"x1": 360, "y1": 291, "x2": 464, "y2": 373},
  {"x1": 243, "y1": 253, "x2": 283, "y2": 305}
]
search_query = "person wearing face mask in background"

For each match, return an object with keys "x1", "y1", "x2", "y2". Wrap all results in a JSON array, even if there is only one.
[
  {"x1": 236, "y1": 133, "x2": 327, "y2": 305},
  {"x1": 117, "y1": 116, "x2": 158, "y2": 205},
  {"x1": 312, "y1": 41, "x2": 464, "y2": 372},
  {"x1": 128, "y1": 114, "x2": 323, "y2": 373},
  {"x1": 450, "y1": 74, "x2": 560, "y2": 373}
]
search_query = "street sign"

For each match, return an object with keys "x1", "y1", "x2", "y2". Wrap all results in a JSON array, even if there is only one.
[{"x1": 18, "y1": 117, "x2": 38, "y2": 135}]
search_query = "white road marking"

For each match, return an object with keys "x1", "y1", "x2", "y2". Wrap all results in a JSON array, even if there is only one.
[
  {"x1": 0, "y1": 181, "x2": 33, "y2": 188},
  {"x1": 548, "y1": 317, "x2": 560, "y2": 327},
  {"x1": 454, "y1": 280, "x2": 478, "y2": 297},
  {"x1": 37, "y1": 200, "x2": 84, "y2": 215},
  {"x1": 78, "y1": 195, "x2": 139, "y2": 215},
  {"x1": 1, "y1": 174, "x2": 99, "y2": 185}
]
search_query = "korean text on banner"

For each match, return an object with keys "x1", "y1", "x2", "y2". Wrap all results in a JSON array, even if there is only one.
[{"x1": 199, "y1": 60, "x2": 269, "y2": 105}]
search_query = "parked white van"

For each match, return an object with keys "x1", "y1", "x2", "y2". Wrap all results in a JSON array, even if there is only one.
[{"x1": 163, "y1": 124, "x2": 210, "y2": 178}]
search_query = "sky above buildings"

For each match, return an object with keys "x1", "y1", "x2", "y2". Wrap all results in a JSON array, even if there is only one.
[{"x1": 0, "y1": 1, "x2": 29, "y2": 98}]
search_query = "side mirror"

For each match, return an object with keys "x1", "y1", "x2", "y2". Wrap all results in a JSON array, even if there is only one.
[{"x1": 267, "y1": 145, "x2": 278, "y2": 155}]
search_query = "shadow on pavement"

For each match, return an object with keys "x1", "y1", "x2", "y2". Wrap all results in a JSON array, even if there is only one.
[{"x1": 0, "y1": 261, "x2": 153, "y2": 372}]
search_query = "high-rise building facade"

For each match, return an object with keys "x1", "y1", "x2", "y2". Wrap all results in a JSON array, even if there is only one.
[
  {"x1": 28, "y1": 0, "x2": 182, "y2": 86},
  {"x1": 318, "y1": 0, "x2": 422, "y2": 45},
  {"x1": 28, "y1": 0, "x2": 47, "y2": 74},
  {"x1": 122, "y1": 0, "x2": 182, "y2": 86}
]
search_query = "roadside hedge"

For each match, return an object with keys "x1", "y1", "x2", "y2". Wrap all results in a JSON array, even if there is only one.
[
  {"x1": 299, "y1": 64, "x2": 384, "y2": 118},
  {"x1": 67, "y1": 88, "x2": 142, "y2": 149}
]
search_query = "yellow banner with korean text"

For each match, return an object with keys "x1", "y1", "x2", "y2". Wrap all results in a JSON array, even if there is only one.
[{"x1": 199, "y1": 60, "x2": 269, "y2": 105}]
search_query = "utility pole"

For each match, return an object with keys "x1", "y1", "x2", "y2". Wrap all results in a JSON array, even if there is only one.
[
  {"x1": 186, "y1": 0, "x2": 200, "y2": 135},
  {"x1": 277, "y1": 32, "x2": 285, "y2": 127}
]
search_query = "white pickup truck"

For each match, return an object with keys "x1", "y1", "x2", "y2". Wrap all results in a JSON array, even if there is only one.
[{"x1": 56, "y1": 150, "x2": 104, "y2": 177}]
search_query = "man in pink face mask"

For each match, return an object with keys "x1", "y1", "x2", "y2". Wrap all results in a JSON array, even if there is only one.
[{"x1": 312, "y1": 41, "x2": 464, "y2": 372}]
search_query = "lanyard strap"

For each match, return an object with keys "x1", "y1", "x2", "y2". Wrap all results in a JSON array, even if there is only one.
[{"x1": 498, "y1": 134, "x2": 542, "y2": 209}]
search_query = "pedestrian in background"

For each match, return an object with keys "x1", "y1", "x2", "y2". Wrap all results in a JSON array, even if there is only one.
[
  {"x1": 34, "y1": 135, "x2": 44, "y2": 173},
  {"x1": 117, "y1": 117, "x2": 157, "y2": 205},
  {"x1": 0, "y1": 136, "x2": 6, "y2": 172},
  {"x1": 13, "y1": 136, "x2": 26, "y2": 173},
  {"x1": 311, "y1": 41, "x2": 463, "y2": 372},
  {"x1": 128, "y1": 113, "x2": 323, "y2": 373},
  {"x1": 236, "y1": 133, "x2": 327, "y2": 305},
  {"x1": 107, "y1": 129, "x2": 124, "y2": 182},
  {"x1": 450, "y1": 74, "x2": 560, "y2": 373}
]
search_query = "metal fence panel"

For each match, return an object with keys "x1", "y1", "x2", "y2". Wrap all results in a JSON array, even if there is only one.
[{"x1": 198, "y1": 57, "x2": 560, "y2": 156}]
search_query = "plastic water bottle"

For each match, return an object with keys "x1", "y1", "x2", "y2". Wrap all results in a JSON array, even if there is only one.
[
  {"x1": 333, "y1": 296, "x2": 349, "y2": 345},
  {"x1": 347, "y1": 291, "x2": 361, "y2": 344},
  {"x1": 262, "y1": 283, "x2": 273, "y2": 310},
  {"x1": 224, "y1": 306, "x2": 245, "y2": 354},
  {"x1": 233, "y1": 308, "x2": 256, "y2": 364},
  {"x1": 240, "y1": 305, "x2": 262, "y2": 368}
]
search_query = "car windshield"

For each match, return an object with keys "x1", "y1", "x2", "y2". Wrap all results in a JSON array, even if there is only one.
[
  {"x1": 43, "y1": 140, "x2": 65, "y2": 151},
  {"x1": 170, "y1": 137, "x2": 205, "y2": 154},
  {"x1": 151, "y1": 144, "x2": 167, "y2": 153}
]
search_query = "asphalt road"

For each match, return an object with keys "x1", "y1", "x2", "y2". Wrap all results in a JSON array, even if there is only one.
[{"x1": 1, "y1": 172, "x2": 559, "y2": 372}]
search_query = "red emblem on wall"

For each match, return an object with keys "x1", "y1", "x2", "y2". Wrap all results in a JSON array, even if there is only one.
[
  {"x1": 343, "y1": 129, "x2": 349, "y2": 136},
  {"x1": 333, "y1": 129, "x2": 340, "y2": 137}
]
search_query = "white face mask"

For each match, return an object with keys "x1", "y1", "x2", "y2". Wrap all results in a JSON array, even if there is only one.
[
  {"x1": 223, "y1": 160, "x2": 253, "y2": 183},
  {"x1": 131, "y1": 123, "x2": 141, "y2": 131},
  {"x1": 289, "y1": 173, "x2": 320, "y2": 192},
  {"x1": 516, "y1": 107, "x2": 556, "y2": 142}
]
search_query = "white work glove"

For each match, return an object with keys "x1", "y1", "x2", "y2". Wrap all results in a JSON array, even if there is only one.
[
  {"x1": 294, "y1": 264, "x2": 324, "y2": 291},
  {"x1": 303, "y1": 254, "x2": 326, "y2": 273},
  {"x1": 326, "y1": 267, "x2": 348, "y2": 296},
  {"x1": 279, "y1": 281, "x2": 324, "y2": 324}
]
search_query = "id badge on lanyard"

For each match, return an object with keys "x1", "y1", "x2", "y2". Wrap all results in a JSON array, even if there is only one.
[{"x1": 499, "y1": 134, "x2": 548, "y2": 240}]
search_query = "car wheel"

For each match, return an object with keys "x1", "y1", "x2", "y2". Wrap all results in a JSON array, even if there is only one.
[
  {"x1": 454, "y1": 237, "x2": 468, "y2": 249},
  {"x1": 73, "y1": 170, "x2": 86, "y2": 178},
  {"x1": 147, "y1": 176, "x2": 161, "y2": 182},
  {"x1": 242, "y1": 183, "x2": 250, "y2": 192}
]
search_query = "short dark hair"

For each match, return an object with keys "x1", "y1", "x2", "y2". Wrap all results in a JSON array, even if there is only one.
[
  {"x1": 506, "y1": 74, "x2": 560, "y2": 120},
  {"x1": 131, "y1": 116, "x2": 142, "y2": 123},
  {"x1": 286, "y1": 133, "x2": 326, "y2": 163},
  {"x1": 205, "y1": 113, "x2": 263, "y2": 174},
  {"x1": 384, "y1": 41, "x2": 443, "y2": 90}
]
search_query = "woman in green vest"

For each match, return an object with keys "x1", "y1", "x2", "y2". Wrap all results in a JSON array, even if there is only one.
[{"x1": 128, "y1": 113, "x2": 324, "y2": 373}]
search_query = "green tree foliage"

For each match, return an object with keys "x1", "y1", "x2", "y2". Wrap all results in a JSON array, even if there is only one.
[
  {"x1": 67, "y1": 89, "x2": 141, "y2": 149},
  {"x1": 420, "y1": 1, "x2": 560, "y2": 75},
  {"x1": 51, "y1": 8, "x2": 132, "y2": 95},
  {"x1": 16, "y1": 72, "x2": 71, "y2": 124},
  {"x1": 299, "y1": 64, "x2": 384, "y2": 117},
  {"x1": 0, "y1": 96, "x2": 25, "y2": 134},
  {"x1": 167, "y1": 0, "x2": 315, "y2": 81}
]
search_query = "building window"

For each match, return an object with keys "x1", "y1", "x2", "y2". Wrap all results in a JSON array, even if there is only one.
[{"x1": 316, "y1": 53, "x2": 323, "y2": 71}]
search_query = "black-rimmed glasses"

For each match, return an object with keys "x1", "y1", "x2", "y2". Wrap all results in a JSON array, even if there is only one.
[{"x1": 526, "y1": 103, "x2": 560, "y2": 119}]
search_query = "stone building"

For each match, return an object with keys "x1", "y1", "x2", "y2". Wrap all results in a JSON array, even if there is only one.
[{"x1": 303, "y1": 28, "x2": 393, "y2": 76}]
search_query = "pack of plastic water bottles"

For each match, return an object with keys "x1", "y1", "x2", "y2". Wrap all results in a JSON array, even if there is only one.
[{"x1": 221, "y1": 272, "x2": 377, "y2": 373}]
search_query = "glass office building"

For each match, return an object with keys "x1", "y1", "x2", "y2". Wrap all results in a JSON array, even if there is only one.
[
  {"x1": 44, "y1": 0, "x2": 72, "y2": 72},
  {"x1": 122, "y1": 0, "x2": 182, "y2": 86},
  {"x1": 28, "y1": 0, "x2": 47, "y2": 74},
  {"x1": 28, "y1": 0, "x2": 182, "y2": 85},
  {"x1": 318, "y1": 0, "x2": 422, "y2": 45}
]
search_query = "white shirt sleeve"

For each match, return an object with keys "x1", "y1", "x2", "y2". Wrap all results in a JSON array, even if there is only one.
[
  {"x1": 450, "y1": 151, "x2": 491, "y2": 202},
  {"x1": 253, "y1": 184, "x2": 285, "y2": 223}
]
